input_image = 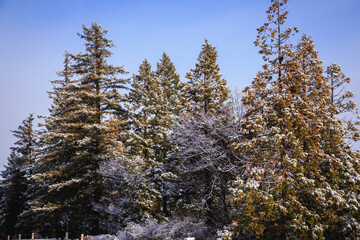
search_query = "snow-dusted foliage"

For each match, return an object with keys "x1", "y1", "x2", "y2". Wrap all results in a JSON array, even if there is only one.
[
  {"x1": 97, "y1": 154, "x2": 159, "y2": 233},
  {"x1": 168, "y1": 109, "x2": 239, "y2": 226},
  {"x1": 126, "y1": 54, "x2": 183, "y2": 218},
  {"x1": 228, "y1": 1, "x2": 360, "y2": 239},
  {"x1": 116, "y1": 218, "x2": 214, "y2": 240},
  {"x1": 184, "y1": 39, "x2": 230, "y2": 114},
  {"x1": 85, "y1": 234, "x2": 119, "y2": 240},
  {"x1": 326, "y1": 63, "x2": 360, "y2": 141},
  {"x1": 1, "y1": 2, "x2": 359, "y2": 238},
  {"x1": 25, "y1": 23, "x2": 129, "y2": 237}
]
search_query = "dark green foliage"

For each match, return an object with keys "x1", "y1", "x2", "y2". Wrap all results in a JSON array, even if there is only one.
[
  {"x1": 27, "y1": 23, "x2": 129, "y2": 237},
  {"x1": 0, "y1": 114, "x2": 36, "y2": 238}
]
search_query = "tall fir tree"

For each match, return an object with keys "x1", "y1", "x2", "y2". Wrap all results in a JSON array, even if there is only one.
[
  {"x1": 184, "y1": 39, "x2": 229, "y2": 114},
  {"x1": 127, "y1": 59, "x2": 161, "y2": 161},
  {"x1": 126, "y1": 59, "x2": 162, "y2": 219},
  {"x1": 127, "y1": 54, "x2": 184, "y2": 218},
  {"x1": 0, "y1": 114, "x2": 37, "y2": 238},
  {"x1": 30, "y1": 23, "x2": 129, "y2": 237},
  {"x1": 156, "y1": 52, "x2": 184, "y2": 118},
  {"x1": 21, "y1": 53, "x2": 77, "y2": 237},
  {"x1": 155, "y1": 53, "x2": 184, "y2": 216}
]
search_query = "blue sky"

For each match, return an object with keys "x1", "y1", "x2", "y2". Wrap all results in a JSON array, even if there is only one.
[{"x1": 0, "y1": 0, "x2": 360, "y2": 170}]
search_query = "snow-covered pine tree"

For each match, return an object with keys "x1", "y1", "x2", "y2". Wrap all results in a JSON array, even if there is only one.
[
  {"x1": 228, "y1": 1, "x2": 360, "y2": 239},
  {"x1": 20, "y1": 53, "x2": 78, "y2": 237},
  {"x1": 155, "y1": 52, "x2": 184, "y2": 216},
  {"x1": 156, "y1": 52, "x2": 184, "y2": 118},
  {"x1": 229, "y1": 1, "x2": 303, "y2": 236},
  {"x1": 29, "y1": 23, "x2": 129, "y2": 237},
  {"x1": 0, "y1": 114, "x2": 37, "y2": 238},
  {"x1": 184, "y1": 39, "x2": 229, "y2": 114},
  {"x1": 126, "y1": 54, "x2": 185, "y2": 219},
  {"x1": 127, "y1": 59, "x2": 161, "y2": 161},
  {"x1": 127, "y1": 59, "x2": 172, "y2": 219},
  {"x1": 320, "y1": 62, "x2": 360, "y2": 239}
]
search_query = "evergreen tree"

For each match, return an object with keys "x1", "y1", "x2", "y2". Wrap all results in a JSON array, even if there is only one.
[
  {"x1": 0, "y1": 151, "x2": 28, "y2": 239},
  {"x1": 229, "y1": 1, "x2": 303, "y2": 236},
  {"x1": 127, "y1": 59, "x2": 161, "y2": 160},
  {"x1": 326, "y1": 63, "x2": 360, "y2": 141},
  {"x1": 320, "y1": 63, "x2": 360, "y2": 239},
  {"x1": 155, "y1": 53, "x2": 184, "y2": 216},
  {"x1": 126, "y1": 59, "x2": 162, "y2": 218},
  {"x1": 21, "y1": 53, "x2": 77, "y2": 237},
  {"x1": 30, "y1": 23, "x2": 129, "y2": 237},
  {"x1": 0, "y1": 114, "x2": 36, "y2": 238},
  {"x1": 184, "y1": 39, "x2": 229, "y2": 114},
  {"x1": 228, "y1": 1, "x2": 359, "y2": 239},
  {"x1": 127, "y1": 54, "x2": 184, "y2": 218},
  {"x1": 156, "y1": 52, "x2": 184, "y2": 118}
]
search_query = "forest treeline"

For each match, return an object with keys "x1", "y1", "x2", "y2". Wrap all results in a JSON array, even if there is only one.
[{"x1": 1, "y1": 0, "x2": 360, "y2": 239}]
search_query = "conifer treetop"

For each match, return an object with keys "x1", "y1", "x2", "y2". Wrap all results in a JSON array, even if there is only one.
[
  {"x1": 185, "y1": 39, "x2": 229, "y2": 114},
  {"x1": 254, "y1": 0, "x2": 299, "y2": 82}
]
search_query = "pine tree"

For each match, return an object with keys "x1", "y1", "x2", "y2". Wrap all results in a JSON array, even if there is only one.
[
  {"x1": 21, "y1": 53, "x2": 77, "y2": 237},
  {"x1": 229, "y1": 1, "x2": 301, "y2": 236},
  {"x1": 184, "y1": 39, "x2": 229, "y2": 114},
  {"x1": 155, "y1": 53, "x2": 184, "y2": 216},
  {"x1": 156, "y1": 52, "x2": 184, "y2": 118},
  {"x1": 0, "y1": 114, "x2": 36, "y2": 238},
  {"x1": 227, "y1": 1, "x2": 360, "y2": 239},
  {"x1": 127, "y1": 59, "x2": 166, "y2": 219},
  {"x1": 320, "y1": 63, "x2": 360, "y2": 239},
  {"x1": 127, "y1": 54, "x2": 184, "y2": 218},
  {"x1": 30, "y1": 23, "x2": 129, "y2": 237},
  {"x1": 127, "y1": 59, "x2": 161, "y2": 161}
]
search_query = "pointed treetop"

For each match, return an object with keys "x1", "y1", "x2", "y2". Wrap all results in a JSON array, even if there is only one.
[
  {"x1": 77, "y1": 22, "x2": 114, "y2": 57},
  {"x1": 185, "y1": 39, "x2": 229, "y2": 114}
]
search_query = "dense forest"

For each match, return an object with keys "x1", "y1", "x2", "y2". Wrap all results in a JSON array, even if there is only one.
[{"x1": 1, "y1": 0, "x2": 360, "y2": 239}]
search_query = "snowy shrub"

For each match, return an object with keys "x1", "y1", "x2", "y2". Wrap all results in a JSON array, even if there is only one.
[
  {"x1": 85, "y1": 234, "x2": 119, "y2": 240},
  {"x1": 116, "y1": 218, "x2": 216, "y2": 240}
]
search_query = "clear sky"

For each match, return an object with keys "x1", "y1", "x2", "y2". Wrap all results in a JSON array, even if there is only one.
[{"x1": 0, "y1": 0, "x2": 360, "y2": 171}]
